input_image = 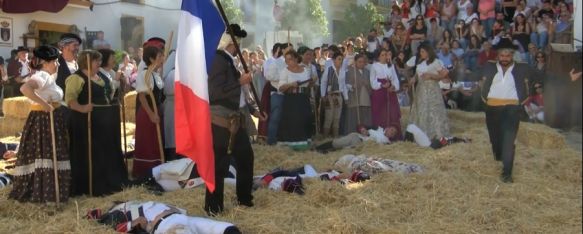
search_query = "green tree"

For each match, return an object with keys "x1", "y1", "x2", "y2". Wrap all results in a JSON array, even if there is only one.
[
  {"x1": 222, "y1": 0, "x2": 244, "y2": 25},
  {"x1": 280, "y1": 0, "x2": 329, "y2": 45},
  {"x1": 336, "y1": 3, "x2": 384, "y2": 42}
]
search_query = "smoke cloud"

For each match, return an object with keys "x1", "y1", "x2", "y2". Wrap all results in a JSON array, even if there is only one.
[{"x1": 237, "y1": 0, "x2": 331, "y2": 53}]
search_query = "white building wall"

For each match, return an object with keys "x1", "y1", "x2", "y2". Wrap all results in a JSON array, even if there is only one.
[{"x1": 0, "y1": 0, "x2": 181, "y2": 57}]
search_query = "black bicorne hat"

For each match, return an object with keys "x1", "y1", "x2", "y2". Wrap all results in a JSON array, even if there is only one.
[{"x1": 227, "y1": 24, "x2": 247, "y2": 38}]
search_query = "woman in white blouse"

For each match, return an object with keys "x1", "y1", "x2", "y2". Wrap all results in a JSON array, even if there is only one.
[
  {"x1": 370, "y1": 48, "x2": 401, "y2": 130},
  {"x1": 277, "y1": 50, "x2": 315, "y2": 148},
  {"x1": 133, "y1": 46, "x2": 165, "y2": 178},
  {"x1": 97, "y1": 49, "x2": 123, "y2": 102},
  {"x1": 409, "y1": 43, "x2": 451, "y2": 139},
  {"x1": 9, "y1": 45, "x2": 71, "y2": 203}
]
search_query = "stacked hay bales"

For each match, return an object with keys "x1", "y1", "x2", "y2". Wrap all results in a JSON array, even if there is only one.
[
  {"x1": 1, "y1": 94, "x2": 138, "y2": 138},
  {"x1": 0, "y1": 97, "x2": 31, "y2": 137},
  {"x1": 123, "y1": 91, "x2": 137, "y2": 123}
]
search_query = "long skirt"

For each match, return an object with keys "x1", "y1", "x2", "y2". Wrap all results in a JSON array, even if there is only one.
[
  {"x1": 278, "y1": 93, "x2": 313, "y2": 143},
  {"x1": 371, "y1": 87, "x2": 388, "y2": 128},
  {"x1": 344, "y1": 106, "x2": 372, "y2": 133},
  {"x1": 371, "y1": 80, "x2": 401, "y2": 129},
  {"x1": 69, "y1": 105, "x2": 128, "y2": 196},
  {"x1": 133, "y1": 106, "x2": 163, "y2": 178},
  {"x1": 409, "y1": 80, "x2": 450, "y2": 139},
  {"x1": 9, "y1": 107, "x2": 71, "y2": 203},
  {"x1": 257, "y1": 82, "x2": 274, "y2": 139}
]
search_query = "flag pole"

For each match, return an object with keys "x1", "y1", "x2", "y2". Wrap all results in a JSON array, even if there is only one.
[
  {"x1": 161, "y1": 31, "x2": 174, "y2": 78},
  {"x1": 120, "y1": 85, "x2": 128, "y2": 171},
  {"x1": 144, "y1": 65, "x2": 165, "y2": 164},
  {"x1": 49, "y1": 109, "x2": 60, "y2": 208},
  {"x1": 214, "y1": 0, "x2": 263, "y2": 114},
  {"x1": 354, "y1": 66, "x2": 361, "y2": 125},
  {"x1": 86, "y1": 54, "x2": 93, "y2": 197}
]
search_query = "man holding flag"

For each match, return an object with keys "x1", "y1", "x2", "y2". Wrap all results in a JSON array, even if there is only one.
[
  {"x1": 204, "y1": 25, "x2": 266, "y2": 215},
  {"x1": 175, "y1": 0, "x2": 265, "y2": 216}
]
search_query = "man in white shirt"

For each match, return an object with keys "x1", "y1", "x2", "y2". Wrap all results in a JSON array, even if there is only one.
[
  {"x1": 56, "y1": 33, "x2": 82, "y2": 91},
  {"x1": 480, "y1": 38, "x2": 534, "y2": 183},
  {"x1": 5, "y1": 46, "x2": 31, "y2": 97},
  {"x1": 96, "y1": 201, "x2": 241, "y2": 234},
  {"x1": 314, "y1": 125, "x2": 398, "y2": 153},
  {"x1": 264, "y1": 43, "x2": 291, "y2": 145}
]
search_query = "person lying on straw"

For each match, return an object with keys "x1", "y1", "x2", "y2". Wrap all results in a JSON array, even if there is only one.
[
  {"x1": 1, "y1": 134, "x2": 19, "y2": 182},
  {"x1": 314, "y1": 124, "x2": 401, "y2": 153},
  {"x1": 403, "y1": 124, "x2": 471, "y2": 149},
  {"x1": 0, "y1": 141, "x2": 18, "y2": 160},
  {"x1": 88, "y1": 200, "x2": 241, "y2": 234},
  {"x1": 252, "y1": 164, "x2": 372, "y2": 195},
  {"x1": 131, "y1": 157, "x2": 236, "y2": 192},
  {"x1": 335, "y1": 154, "x2": 424, "y2": 175}
]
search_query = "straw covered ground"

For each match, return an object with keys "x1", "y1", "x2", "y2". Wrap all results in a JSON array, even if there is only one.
[{"x1": 0, "y1": 110, "x2": 581, "y2": 233}]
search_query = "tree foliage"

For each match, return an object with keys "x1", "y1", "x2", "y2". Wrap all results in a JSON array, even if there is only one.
[
  {"x1": 222, "y1": 0, "x2": 244, "y2": 25},
  {"x1": 280, "y1": 0, "x2": 329, "y2": 45},
  {"x1": 336, "y1": 3, "x2": 384, "y2": 41}
]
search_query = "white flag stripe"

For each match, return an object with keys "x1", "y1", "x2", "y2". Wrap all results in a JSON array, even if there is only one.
[{"x1": 175, "y1": 11, "x2": 209, "y2": 101}]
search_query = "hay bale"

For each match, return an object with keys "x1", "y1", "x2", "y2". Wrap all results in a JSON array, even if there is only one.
[
  {"x1": 2, "y1": 93, "x2": 137, "y2": 123},
  {"x1": 123, "y1": 91, "x2": 137, "y2": 123},
  {"x1": 2, "y1": 97, "x2": 31, "y2": 119},
  {"x1": 122, "y1": 122, "x2": 136, "y2": 136},
  {"x1": 0, "y1": 116, "x2": 25, "y2": 138},
  {"x1": 0, "y1": 136, "x2": 20, "y2": 143},
  {"x1": 517, "y1": 122, "x2": 567, "y2": 149}
]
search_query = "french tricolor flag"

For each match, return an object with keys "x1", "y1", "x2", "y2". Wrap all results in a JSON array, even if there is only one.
[{"x1": 175, "y1": 0, "x2": 225, "y2": 192}]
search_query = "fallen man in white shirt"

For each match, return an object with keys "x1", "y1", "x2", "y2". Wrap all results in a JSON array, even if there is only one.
[
  {"x1": 314, "y1": 125, "x2": 400, "y2": 153},
  {"x1": 89, "y1": 200, "x2": 241, "y2": 234},
  {"x1": 251, "y1": 164, "x2": 372, "y2": 195},
  {"x1": 403, "y1": 124, "x2": 471, "y2": 149}
]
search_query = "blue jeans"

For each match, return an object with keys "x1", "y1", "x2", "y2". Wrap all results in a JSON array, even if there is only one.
[
  {"x1": 530, "y1": 31, "x2": 548, "y2": 49},
  {"x1": 267, "y1": 93, "x2": 284, "y2": 145}
]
